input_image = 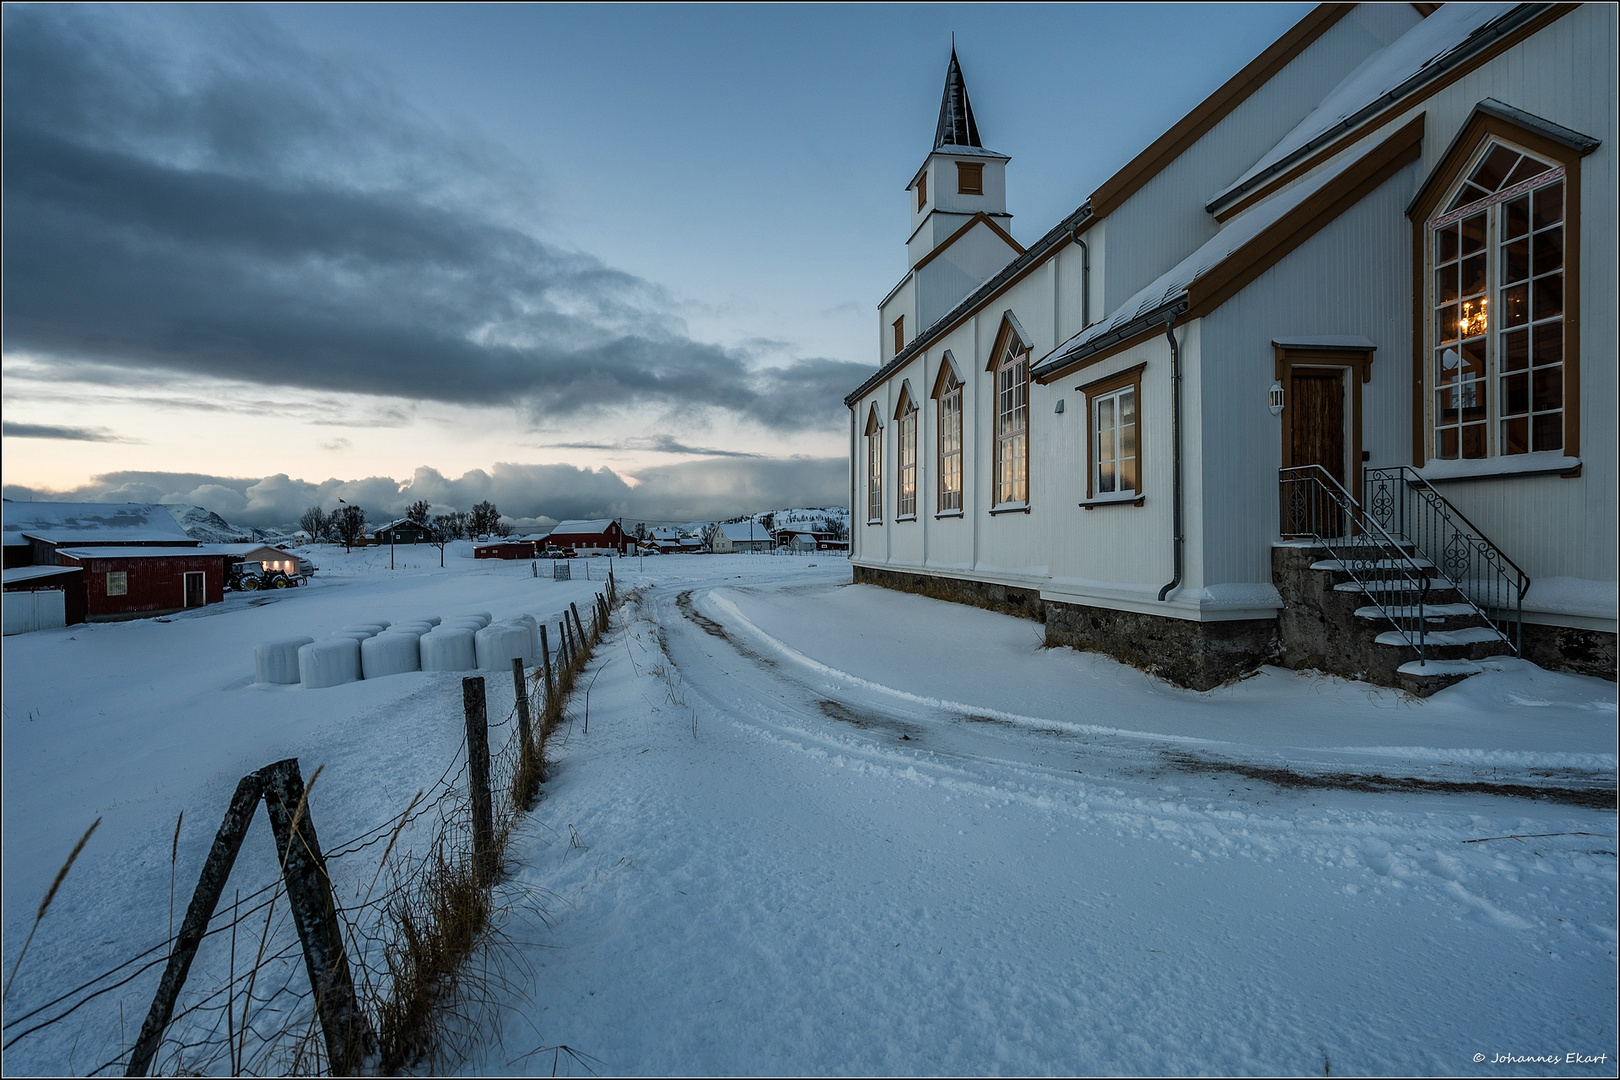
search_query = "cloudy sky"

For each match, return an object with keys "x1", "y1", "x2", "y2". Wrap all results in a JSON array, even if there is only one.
[{"x1": 2, "y1": 3, "x2": 1309, "y2": 527}]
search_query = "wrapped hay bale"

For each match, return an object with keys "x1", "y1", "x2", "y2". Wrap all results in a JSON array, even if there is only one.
[
  {"x1": 298, "y1": 638, "x2": 361, "y2": 689},
  {"x1": 388, "y1": 622, "x2": 434, "y2": 637},
  {"x1": 255, "y1": 636, "x2": 314, "y2": 684},
  {"x1": 475, "y1": 622, "x2": 533, "y2": 670},
  {"x1": 459, "y1": 612, "x2": 493, "y2": 628},
  {"x1": 341, "y1": 623, "x2": 385, "y2": 636},
  {"x1": 362, "y1": 633, "x2": 421, "y2": 679},
  {"x1": 420, "y1": 627, "x2": 476, "y2": 672}
]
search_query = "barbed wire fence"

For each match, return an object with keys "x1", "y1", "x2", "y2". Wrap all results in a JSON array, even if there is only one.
[{"x1": 3, "y1": 573, "x2": 625, "y2": 1077}]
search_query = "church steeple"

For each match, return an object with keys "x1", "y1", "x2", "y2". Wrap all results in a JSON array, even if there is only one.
[
  {"x1": 904, "y1": 44, "x2": 1011, "y2": 273},
  {"x1": 933, "y1": 47, "x2": 982, "y2": 150}
]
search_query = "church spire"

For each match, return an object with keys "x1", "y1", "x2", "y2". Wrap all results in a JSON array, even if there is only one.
[{"x1": 933, "y1": 46, "x2": 982, "y2": 150}]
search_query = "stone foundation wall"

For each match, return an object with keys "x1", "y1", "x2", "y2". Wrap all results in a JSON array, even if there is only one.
[
  {"x1": 852, "y1": 563, "x2": 1276, "y2": 691},
  {"x1": 853, "y1": 564, "x2": 1045, "y2": 622},
  {"x1": 1519, "y1": 623, "x2": 1617, "y2": 681},
  {"x1": 1043, "y1": 601, "x2": 1278, "y2": 691},
  {"x1": 1271, "y1": 544, "x2": 1411, "y2": 687}
]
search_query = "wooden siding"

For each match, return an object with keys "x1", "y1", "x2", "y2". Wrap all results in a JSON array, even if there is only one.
[
  {"x1": 63, "y1": 554, "x2": 229, "y2": 618},
  {"x1": 1102, "y1": 5, "x2": 1421, "y2": 315}
]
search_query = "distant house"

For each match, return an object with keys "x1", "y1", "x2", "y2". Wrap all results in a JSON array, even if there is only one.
[
  {"x1": 3, "y1": 565, "x2": 87, "y2": 634},
  {"x1": 646, "y1": 526, "x2": 683, "y2": 553},
  {"x1": 54, "y1": 546, "x2": 230, "y2": 620},
  {"x1": 212, "y1": 543, "x2": 307, "y2": 579},
  {"x1": 709, "y1": 522, "x2": 775, "y2": 554},
  {"x1": 3, "y1": 501, "x2": 197, "y2": 568},
  {"x1": 373, "y1": 518, "x2": 437, "y2": 545},
  {"x1": 473, "y1": 539, "x2": 538, "y2": 560},
  {"x1": 547, "y1": 519, "x2": 629, "y2": 554},
  {"x1": 777, "y1": 530, "x2": 848, "y2": 553}
]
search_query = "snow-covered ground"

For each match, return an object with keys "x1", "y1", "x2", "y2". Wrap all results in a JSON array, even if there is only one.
[{"x1": 3, "y1": 552, "x2": 1614, "y2": 1075}]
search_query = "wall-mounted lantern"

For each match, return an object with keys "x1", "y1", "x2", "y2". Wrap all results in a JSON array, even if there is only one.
[{"x1": 1268, "y1": 382, "x2": 1285, "y2": 416}]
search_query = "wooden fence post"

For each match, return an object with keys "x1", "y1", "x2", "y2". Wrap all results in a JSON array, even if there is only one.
[
  {"x1": 461, "y1": 677, "x2": 495, "y2": 883},
  {"x1": 510, "y1": 657, "x2": 533, "y2": 753},
  {"x1": 570, "y1": 603, "x2": 586, "y2": 651},
  {"x1": 126, "y1": 774, "x2": 265, "y2": 1077},
  {"x1": 259, "y1": 759, "x2": 373, "y2": 1076},
  {"x1": 560, "y1": 619, "x2": 571, "y2": 670},
  {"x1": 539, "y1": 625, "x2": 555, "y2": 709}
]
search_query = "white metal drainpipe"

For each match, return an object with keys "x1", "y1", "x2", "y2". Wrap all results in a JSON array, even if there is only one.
[{"x1": 1158, "y1": 316, "x2": 1183, "y2": 602}]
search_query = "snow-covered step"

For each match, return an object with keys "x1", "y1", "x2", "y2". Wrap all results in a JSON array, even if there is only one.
[
  {"x1": 1311, "y1": 557, "x2": 1436, "y2": 573},
  {"x1": 1334, "y1": 578, "x2": 1449, "y2": 594},
  {"x1": 1375, "y1": 625, "x2": 1506, "y2": 648},
  {"x1": 1396, "y1": 658, "x2": 1483, "y2": 677},
  {"x1": 1354, "y1": 602, "x2": 1477, "y2": 620}
]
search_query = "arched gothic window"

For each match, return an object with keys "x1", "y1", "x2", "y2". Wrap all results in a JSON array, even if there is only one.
[
  {"x1": 932, "y1": 358, "x2": 963, "y2": 514},
  {"x1": 990, "y1": 325, "x2": 1029, "y2": 507},
  {"x1": 864, "y1": 405, "x2": 883, "y2": 524},
  {"x1": 894, "y1": 385, "x2": 918, "y2": 519}
]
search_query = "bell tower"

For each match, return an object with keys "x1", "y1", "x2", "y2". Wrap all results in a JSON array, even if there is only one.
[{"x1": 906, "y1": 47, "x2": 1011, "y2": 269}]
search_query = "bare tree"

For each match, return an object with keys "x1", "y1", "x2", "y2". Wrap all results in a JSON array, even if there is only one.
[
  {"x1": 429, "y1": 512, "x2": 460, "y2": 567},
  {"x1": 492, "y1": 519, "x2": 513, "y2": 538},
  {"x1": 469, "y1": 500, "x2": 500, "y2": 539},
  {"x1": 406, "y1": 499, "x2": 431, "y2": 525},
  {"x1": 333, "y1": 504, "x2": 367, "y2": 553},
  {"x1": 299, "y1": 506, "x2": 329, "y2": 541}
]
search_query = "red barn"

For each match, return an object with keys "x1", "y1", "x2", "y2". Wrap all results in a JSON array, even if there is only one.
[
  {"x1": 55, "y1": 547, "x2": 231, "y2": 620},
  {"x1": 545, "y1": 519, "x2": 628, "y2": 554},
  {"x1": 473, "y1": 540, "x2": 538, "y2": 560}
]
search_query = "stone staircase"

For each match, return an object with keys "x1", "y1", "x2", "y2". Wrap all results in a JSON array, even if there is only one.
[{"x1": 1273, "y1": 541, "x2": 1515, "y2": 696}]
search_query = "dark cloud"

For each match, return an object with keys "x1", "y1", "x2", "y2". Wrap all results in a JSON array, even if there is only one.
[
  {"x1": 540, "y1": 433, "x2": 765, "y2": 459},
  {"x1": 3, "y1": 457, "x2": 846, "y2": 529},
  {"x1": 2, "y1": 421, "x2": 134, "y2": 442},
  {"x1": 1, "y1": 7, "x2": 872, "y2": 431}
]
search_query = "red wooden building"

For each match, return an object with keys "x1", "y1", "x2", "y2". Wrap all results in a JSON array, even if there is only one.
[
  {"x1": 545, "y1": 519, "x2": 628, "y2": 554},
  {"x1": 473, "y1": 540, "x2": 538, "y2": 560},
  {"x1": 55, "y1": 547, "x2": 231, "y2": 620}
]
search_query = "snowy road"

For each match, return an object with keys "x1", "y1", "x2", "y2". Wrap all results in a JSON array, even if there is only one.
[{"x1": 477, "y1": 561, "x2": 1617, "y2": 1076}]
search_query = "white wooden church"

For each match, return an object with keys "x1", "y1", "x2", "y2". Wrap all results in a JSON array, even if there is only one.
[{"x1": 845, "y1": 2, "x2": 1615, "y2": 690}]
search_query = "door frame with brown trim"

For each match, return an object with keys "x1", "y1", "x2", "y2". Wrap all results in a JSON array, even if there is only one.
[{"x1": 1275, "y1": 344, "x2": 1373, "y2": 499}]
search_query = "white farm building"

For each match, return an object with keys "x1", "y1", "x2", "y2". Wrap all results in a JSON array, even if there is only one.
[{"x1": 845, "y1": 5, "x2": 1615, "y2": 690}]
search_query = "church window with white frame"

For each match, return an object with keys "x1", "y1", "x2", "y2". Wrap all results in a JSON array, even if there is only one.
[
  {"x1": 895, "y1": 389, "x2": 918, "y2": 519},
  {"x1": 936, "y1": 367, "x2": 963, "y2": 513},
  {"x1": 1429, "y1": 140, "x2": 1565, "y2": 459},
  {"x1": 993, "y1": 336, "x2": 1028, "y2": 506},
  {"x1": 864, "y1": 407, "x2": 883, "y2": 524}
]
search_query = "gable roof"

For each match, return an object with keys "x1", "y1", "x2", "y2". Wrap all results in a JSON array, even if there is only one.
[
  {"x1": 2, "y1": 501, "x2": 196, "y2": 547},
  {"x1": 1208, "y1": 3, "x2": 1567, "y2": 218},
  {"x1": 549, "y1": 519, "x2": 617, "y2": 535},
  {"x1": 1033, "y1": 114, "x2": 1424, "y2": 382},
  {"x1": 717, "y1": 522, "x2": 771, "y2": 542}
]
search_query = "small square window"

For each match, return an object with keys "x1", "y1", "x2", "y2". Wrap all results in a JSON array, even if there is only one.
[
  {"x1": 107, "y1": 571, "x2": 128, "y2": 596},
  {"x1": 956, "y1": 162, "x2": 983, "y2": 195}
]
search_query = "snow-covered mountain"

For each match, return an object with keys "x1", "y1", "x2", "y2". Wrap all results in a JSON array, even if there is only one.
[{"x1": 165, "y1": 504, "x2": 257, "y2": 543}]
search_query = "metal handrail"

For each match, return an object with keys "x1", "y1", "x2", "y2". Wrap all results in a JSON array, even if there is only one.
[
  {"x1": 1279, "y1": 465, "x2": 1429, "y2": 665},
  {"x1": 1363, "y1": 466, "x2": 1527, "y2": 655}
]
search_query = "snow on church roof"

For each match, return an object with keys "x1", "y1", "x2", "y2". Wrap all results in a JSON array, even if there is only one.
[
  {"x1": 1034, "y1": 140, "x2": 1367, "y2": 377},
  {"x1": 1209, "y1": 4, "x2": 1520, "y2": 211}
]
